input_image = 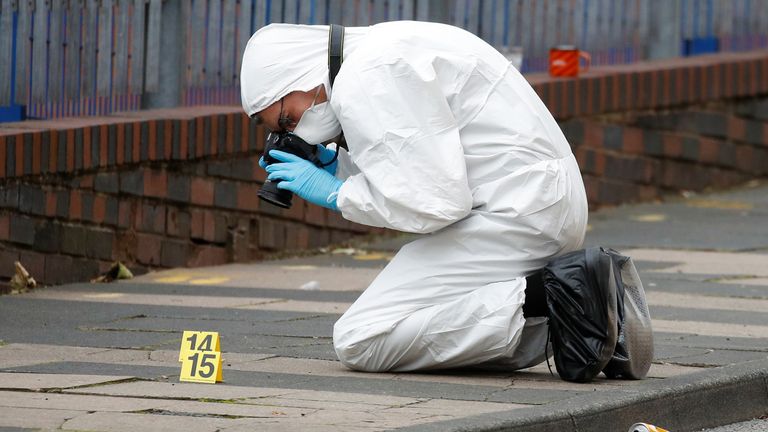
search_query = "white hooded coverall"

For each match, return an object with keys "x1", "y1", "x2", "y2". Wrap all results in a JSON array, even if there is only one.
[{"x1": 241, "y1": 21, "x2": 588, "y2": 372}]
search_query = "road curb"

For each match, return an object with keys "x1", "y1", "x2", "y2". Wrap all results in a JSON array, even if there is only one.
[{"x1": 396, "y1": 358, "x2": 768, "y2": 432}]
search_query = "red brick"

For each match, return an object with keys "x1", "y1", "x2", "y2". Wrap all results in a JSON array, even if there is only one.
[
  {"x1": 45, "y1": 191, "x2": 57, "y2": 217},
  {"x1": 661, "y1": 69, "x2": 671, "y2": 106},
  {"x1": 584, "y1": 78, "x2": 595, "y2": 116},
  {"x1": 0, "y1": 247, "x2": 19, "y2": 279},
  {"x1": 0, "y1": 213, "x2": 9, "y2": 240},
  {"x1": 19, "y1": 250, "x2": 45, "y2": 282},
  {"x1": 241, "y1": 114, "x2": 250, "y2": 152},
  {"x1": 0, "y1": 136, "x2": 6, "y2": 178},
  {"x1": 226, "y1": 114, "x2": 235, "y2": 153},
  {"x1": 66, "y1": 130, "x2": 75, "y2": 171},
  {"x1": 179, "y1": 120, "x2": 188, "y2": 160},
  {"x1": 116, "y1": 123, "x2": 125, "y2": 164},
  {"x1": 699, "y1": 138, "x2": 720, "y2": 164},
  {"x1": 32, "y1": 132, "x2": 42, "y2": 174},
  {"x1": 210, "y1": 115, "x2": 219, "y2": 155},
  {"x1": 282, "y1": 197, "x2": 305, "y2": 221},
  {"x1": 69, "y1": 190, "x2": 82, "y2": 220},
  {"x1": 583, "y1": 122, "x2": 603, "y2": 149},
  {"x1": 93, "y1": 195, "x2": 106, "y2": 224},
  {"x1": 662, "y1": 135, "x2": 683, "y2": 158},
  {"x1": 135, "y1": 233, "x2": 161, "y2": 266},
  {"x1": 99, "y1": 125, "x2": 108, "y2": 166},
  {"x1": 148, "y1": 120, "x2": 157, "y2": 160},
  {"x1": 764, "y1": 123, "x2": 768, "y2": 147},
  {"x1": 735, "y1": 146, "x2": 754, "y2": 173},
  {"x1": 132, "y1": 122, "x2": 141, "y2": 162},
  {"x1": 190, "y1": 209, "x2": 205, "y2": 240},
  {"x1": 203, "y1": 210, "x2": 216, "y2": 242},
  {"x1": 15, "y1": 134, "x2": 23, "y2": 176},
  {"x1": 166, "y1": 207, "x2": 191, "y2": 238},
  {"x1": 190, "y1": 178, "x2": 214, "y2": 206},
  {"x1": 253, "y1": 156, "x2": 267, "y2": 182},
  {"x1": 164, "y1": 119, "x2": 173, "y2": 159},
  {"x1": 144, "y1": 169, "x2": 167, "y2": 198},
  {"x1": 195, "y1": 117, "x2": 205, "y2": 158},
  {"x1": 622, "y1": 127, "x2": 643, "y2": 154},
  {"x1": 285, "y1": 223, "x2": 311, "y2": 250},
  {"x1": 237, "y1": 183, "x2": 260, "y2": 212},
  {"x1": 257, "y1": 217, "x2": 285, "y2": 250},
  {"x1": 187, "y1": 245, "x2": 228, "y2": 267},
  {"x1": 83, "y1": 127, "x2": 92, "y2": 168},
  {"x1": 327, "y1": 211, "x2": 350, "y2": 230},
  {"x1": 118, "y1": 200, "x2": 132, "y2": 228},
  {"x1": 49, "y1": 130, "x2": 58, "y2": 174},
  {"x1": 255, "y1": 124, "x2": 266, "y2": 152},
  {"x1": 80, "y1": 175, "x2": 94, "y2": 189},
  {"x1": 304, "y1": 203, "x2": 325, "y2": 227},
  {"x1": 727, "y1": 116, "x2": 746, "y2": 142}
]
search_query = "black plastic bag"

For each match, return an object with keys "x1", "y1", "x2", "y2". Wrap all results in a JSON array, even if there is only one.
[
  {"x1": 542, "y1": 247, "x2": 619, "y2": 382},
  {"x1": 602, "y1": 250, "x2": 654, "y2": 379}
]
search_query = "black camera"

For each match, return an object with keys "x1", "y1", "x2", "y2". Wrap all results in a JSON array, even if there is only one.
[{"x1": 258, "y1": 132, "x2": 324, "y2": 209}]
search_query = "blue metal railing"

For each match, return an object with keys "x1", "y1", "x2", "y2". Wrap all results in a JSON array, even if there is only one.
[{"x1": 2, "y1": 0, "x2": 768, "y2": 122}]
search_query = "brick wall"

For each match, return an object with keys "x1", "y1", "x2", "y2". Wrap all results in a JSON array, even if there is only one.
[
  {"x1": 0, "y1": 107, "x2": 375, "y2": 286},
  {"x1": 560, "y1": 102, "x2": 768, "y2": 206},
  {"x1": 1, "y1": 51, "x2": 767, "y2": 286}
]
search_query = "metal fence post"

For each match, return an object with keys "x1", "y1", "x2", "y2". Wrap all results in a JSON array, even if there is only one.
[
  {"x1": 141, "y1": 0, "x2": 185, "y2": 109},
  {"x1": 646, "y1": 0, "x2": 682, "y2": 59}
]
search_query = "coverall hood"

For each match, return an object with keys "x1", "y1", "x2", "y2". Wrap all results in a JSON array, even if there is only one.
[{"x1": 240, "y1": 24, "x2": 330, "y2": 117}]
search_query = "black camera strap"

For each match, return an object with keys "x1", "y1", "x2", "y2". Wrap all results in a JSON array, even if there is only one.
[
  {"x1": 328, "y1": 24, "x2": 344, "y2": 88},
  {"x1": 316, "y1": 24, "x2": 345, "y2": 168}
]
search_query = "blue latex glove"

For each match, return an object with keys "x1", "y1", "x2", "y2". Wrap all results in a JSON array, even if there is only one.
[
  {"x1": 315, "y1": 144, "x2": 338, "y2": 176},
  {"x1": 259, "y1": 144, "x2": 336, "y2": 175},
  {"x1": 265, "y1": 150, "x2": 343, "y2": 211}
]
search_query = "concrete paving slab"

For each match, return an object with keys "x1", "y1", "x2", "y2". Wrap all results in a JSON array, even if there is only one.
[
  {"x1": 646, "y1": 291, "x2": 768, "y2": 312},
  {"x1": 0, "y1": 343, "x2": 113, "y2": 368},
  {"x1": 0, "y1": 373, "x2": 133, "y2": 390},
  {"x1": 150, "y1": 399, "x2": 314, "y2": 418},
  {"x1": 652, "y1": 319, "x2": 768, "y2": 338},
  {"x1": 658, "y1": 349, "x2": 768, "y2": 367},
  {"x1": 650, "y1": 306, "x2": 768, "y2": 326},
  {"x1": 0, "y1": 390, "x2": 161, "y2": 412},
  {"x1": 654, "y1": 333, "x2": 768, "y2": 352},
  {"x1": 0, "y1": 406, "x2": 84, "y2": 430},
  {"x1": 642, "y1": 276, "x2": 768, "y2": 299},
  {"x1": 53, "y1": 282, "x2": 363, "y2": 302},
  {"x1": 66, "y1": 380, "x2": 290, "y2": 400},
  {"x1": 625, "y1": 249, "x2": 768, "y2": 277},
  {"x1": 61, "y1": 411, "x2": 251, "y2": 432},
  {"x1": 131, "y1": 264, "x2": 380, "y2": 291}
]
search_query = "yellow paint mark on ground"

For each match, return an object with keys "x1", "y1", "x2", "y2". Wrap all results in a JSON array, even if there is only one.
[
  {"x1": 585, "y1": 224, "x2": 592, "y2": 232},
  {"x1": 686, "y1": 199, "x2": 753, "y2": 210},
  {"x1": 280, "y1": 265, "x2": 318, "y2": 271},
  {"x1": 630, "y1": 214, "x2": 667, "y2": 222},
  {"x1": 188, "y1": 277, "x2": 231, "y2": 285},
  {"x1": 353, "y1": 253, "x2": 393, "y2": 261},
  {"x1": 155, "y1": 275, "x2": 193, "y2": 283},
  {"x1": 83, "y1": 293, "x2": 124, "y2": 299}
]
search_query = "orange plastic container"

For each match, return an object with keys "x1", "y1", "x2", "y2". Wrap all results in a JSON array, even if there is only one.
[{"x1": 549, "y1": 45, "x2": 591, "y2": 77}]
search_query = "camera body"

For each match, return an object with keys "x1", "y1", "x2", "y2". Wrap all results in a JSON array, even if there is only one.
[{"x1": 258, "y1": 132, "x2": 321, "y2": 209}]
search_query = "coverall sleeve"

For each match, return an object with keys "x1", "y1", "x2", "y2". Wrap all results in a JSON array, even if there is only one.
[{"x1": 334, "y1": 58, "x2": 473, "y2": 234}]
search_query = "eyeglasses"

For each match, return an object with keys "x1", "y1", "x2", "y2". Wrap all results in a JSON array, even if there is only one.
[{"x1": 276, "y1": 97, "x2": 291, "y2": 133}]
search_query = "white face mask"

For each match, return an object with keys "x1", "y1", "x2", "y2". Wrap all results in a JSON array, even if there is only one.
[{"x1": 292, "y1": 88, "x2": 342, "y2": 144}]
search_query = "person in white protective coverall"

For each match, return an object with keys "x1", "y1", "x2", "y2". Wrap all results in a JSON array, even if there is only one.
[{"x1": 240, "y1": 21, "x2": 588, "y2": 372}]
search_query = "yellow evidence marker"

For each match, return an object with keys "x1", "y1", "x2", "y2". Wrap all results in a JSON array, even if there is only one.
[{"x1": 179, "y1": 331, "x2": 223, "y2": 383}]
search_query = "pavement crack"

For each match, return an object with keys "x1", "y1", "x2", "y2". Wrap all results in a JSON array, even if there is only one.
[
  {"x1": 128, "y1": 408, "x2": 269, "y2": 419},
  {"x1": 77, "y1": 326, "x2": 179, "y2": 334}
]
